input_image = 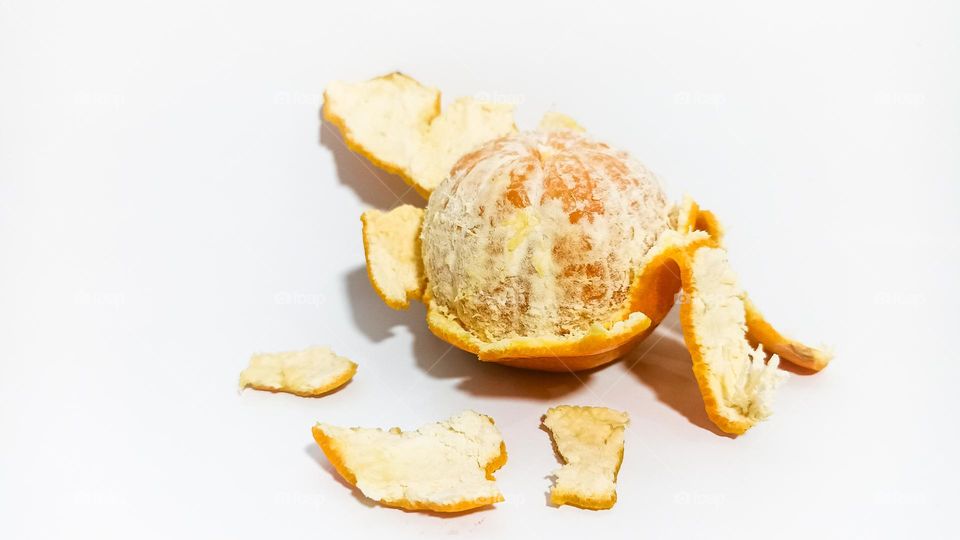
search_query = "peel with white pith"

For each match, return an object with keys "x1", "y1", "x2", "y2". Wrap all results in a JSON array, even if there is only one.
[
  {"x1": 324, "y1": 72, "x2": 516, "y2": 197},
  {"x1": 542, "y1": 405, "x2": 628, "y2": 509},
  {"x1": 239, "y1": 346, "x2": 357, "y2": 397},
  {"x1": 312, "y1": 411, "x2": 507, "y2": 512},
  {"x1": 327, "y1": 72, "x2": 831, "y2": 434}
]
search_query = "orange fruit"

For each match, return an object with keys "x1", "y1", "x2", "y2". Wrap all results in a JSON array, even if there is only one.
[{"x1": 330, "y1": 72, "x2": 831, "y2": 433}]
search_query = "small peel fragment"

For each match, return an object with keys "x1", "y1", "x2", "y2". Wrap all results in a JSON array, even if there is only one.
[
  {"x1": 678, "y1": 246, "x2": 788, "y2": 435},
  {"x1": 538, "y1": 111, "x2": 586, "y2": 133},
  {"x1": 324, "y1": 72, "x2": 516, "y2": 196},
  {"x1": 361, "y1": 205, "x2": 425, "y2": 309},
  {"x1": 239, "y1": 346, "x2": 357, "y2": 397},
  {"x1": 312, "y1": 411, "x2": 507, "y2": 512},
  {"x1": 542, "y1": 406, "x2": 628, "y2": 510},
  {"x1": 675, "y1": 195, "x2": 725, "y2": 243}
]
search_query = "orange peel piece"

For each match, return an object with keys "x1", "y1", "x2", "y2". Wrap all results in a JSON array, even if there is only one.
[
  {"x1": 538, "y1": 111, "x2": 586, "y2": 133},
  {"x1": 744, "y1": 298, "x2": 833, "y2": 372},
  {"x1": 323, "y1": 72, "x2": 516, "y2": 197},
  {"x1": 677, "y1": 246, "x2": 787, "y2": 434},
  {"x1": 679, "y1": 198, "x2": 832, "y2": 372},
  {"x1": 311, "y1": 411, "x2": 507, "y2": 512},
  {"x1": 425, "y1": 292, "x2": 651, "y2": 371},
  {"x1": 627, "y1": 228, "x2": 714, "y2": 336},
  {"x1": 632, "y1": 226, "x2": 792, "y2": 434},
  {"x1": 239, "y1": 346, "x2": 357, "y2": 397},
  {"x1": 542, "y1": 406, "x2": 628, "y2": 510},
  {"x1": 360, "y1": 204, "x2": 425, "y2": 309},
  {"x1": 676, "y1": 195, "x2": 725, "y2": 242},
  {"x1": 632, "y1": 214, "x2": 831, "y2": 433}
]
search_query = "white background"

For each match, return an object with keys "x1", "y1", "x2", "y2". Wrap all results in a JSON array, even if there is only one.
[{"x1": 2, "y1": 1, "x2": 958, "y2": 538}]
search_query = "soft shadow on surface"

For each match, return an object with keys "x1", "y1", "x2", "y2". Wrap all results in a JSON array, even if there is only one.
[
  {"x1": 409, "y1": 315, "x2": 595, "y2": 400},
  {"x1": 444, "y1": 349, "x2": 595, "y2": 401},
  {"x1": 345, "y1": 266, "x2": 425, "y2": 343},
  {"x1": 343, "y1": 265, "x2": 591, "y2": 400},
  {"x1": 539, "y1": 422, "x2": 563, "y2": 508},
  {"x1": 346, "y1": 260, "x2": 731, "y2": 429},
  {"x1": 319, "y1": 119, "x2": 422, "y2": 208},
  {"x1": 623, "y1": 311, "x2": 735, "y2": 438},
  {"x1": 304, "y1": 443, "x2": 376, "y2": 508}
]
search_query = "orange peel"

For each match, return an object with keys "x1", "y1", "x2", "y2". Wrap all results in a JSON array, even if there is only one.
[
  {"x1": 425, "y1": 292, "x2": 651, "y2": 371},
  {"x1": 360, "y1": 204, "x2": 425, "y2": 309},
  {"x1": 323, "y1": 72, "x2": 516, "y2": 197},
  {"x1": 677, "y1": 198, "x2": 833, "y2": 372},
  {"x1": 743, "y1": 298, "x2": 833, "y2": 372},
  {"x1": 239, "y1": 345, "x2": 357, "y2": 397},
  {"x1": 311, "y1": 410, "x2": 507, "y2": 512},
  {"x1": 542, "y1": 406, "x2": 628, "y2": 510},
  {"x1": 327, "y1": 72, "x2": 832, "y2": 433},
  {"x1": 676, "y1": 246, "x2": 788, "y2": 434},
  {"x1": 538, "y1": 111, "x2": 586, "y2": 133}
]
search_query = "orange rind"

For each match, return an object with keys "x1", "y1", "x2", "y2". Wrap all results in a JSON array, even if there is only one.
[
  {"x1": 426, "y1": 293, "x2": 651, "y2": 371},
  {"x1": 743, "y1": 298, "x2": 833, "y2": 372},
  {"x1": 239, "y1": 345, "x2": 357, "y2": 397},
  {"x1": 326, "y1": 72, "x2": 832, "y2": 434},
  {"x1": 538, "y1": 111, "x2": 586, "y2": 133},
  {"x1": 360, "y1": 204, "x2": 425, "y2": 309},
  {"x1": 677, "y1": 198, "x2": 833, "y2": 373},
  {"x1": 542, "y1": 406, "x2": 628, "y2": 510},
  {"x1": 311, "y1": 411, "x2": 507, "y2": 512},
  {"x1": 323, "y1": 72, "x2": 516, "y2": 197},
  {"x1": 677, "y1": 246, "x2": 788, "y2": 434}
]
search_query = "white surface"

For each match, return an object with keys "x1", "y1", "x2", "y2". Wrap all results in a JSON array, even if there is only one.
[{"x1": 1, "y1": 1, "x2": 958, "y2": 538}]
